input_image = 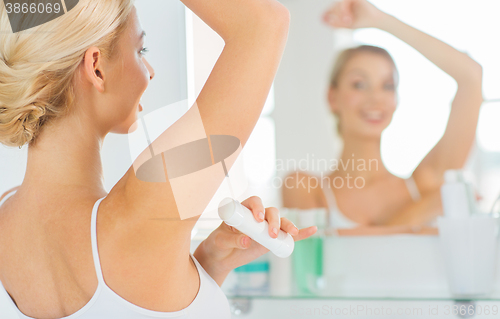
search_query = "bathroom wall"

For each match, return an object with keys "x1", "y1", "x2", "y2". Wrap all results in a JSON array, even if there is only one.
[{"x1": 273, "y1": 0, "x2": 344, "y2": 186}]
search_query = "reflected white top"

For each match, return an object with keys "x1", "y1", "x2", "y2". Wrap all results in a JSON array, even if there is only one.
[
  {"x1": 0, "y1": 190, "x2": 230, "y2": 319},
  {"x1": 321, "y1": 176, "x2": 422, "y2": 229}
]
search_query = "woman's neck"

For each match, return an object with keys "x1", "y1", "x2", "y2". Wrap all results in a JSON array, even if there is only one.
[
  {"x1": 335, "y1": 134, "x2": 389, "y2": 182},
  {"x1": 22, "y1": 112, "x2": 107, "y2": 197}
]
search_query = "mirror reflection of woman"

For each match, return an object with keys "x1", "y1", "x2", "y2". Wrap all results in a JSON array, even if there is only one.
[{"x1": 283, "y1": 0, "x2": 483, "y2": 235}]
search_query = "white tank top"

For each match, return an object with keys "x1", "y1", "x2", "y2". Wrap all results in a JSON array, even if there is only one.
[
  {"x1": 0, "y1": 191, "x2": 231, "y2": 319},
  {"x1": 321, "y1": 176, "x2": 422, "y2": 229}
]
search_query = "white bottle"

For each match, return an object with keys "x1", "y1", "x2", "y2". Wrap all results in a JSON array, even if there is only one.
[
  {"x1": 440, "y1": 170, "x2": 476, "y2": 218},
  {"x1": 218, "y1": 198, "x2": 295, "y2": 258}
]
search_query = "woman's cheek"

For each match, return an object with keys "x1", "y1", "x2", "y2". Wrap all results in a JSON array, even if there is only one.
[
  {"x1": 345, "y1": 91, "x2": 364, "y2": 110},
  {"x1": 387, "y1": 95, "x2": 398, "y2": 112}
]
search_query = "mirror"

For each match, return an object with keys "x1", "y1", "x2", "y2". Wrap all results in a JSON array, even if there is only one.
[{"x1": 263, "y1": 0, "x2": 500, "y2": 235}]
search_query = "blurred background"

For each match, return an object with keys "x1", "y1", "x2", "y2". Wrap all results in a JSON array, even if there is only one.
[
  {"x1": 2, "y1": 0, "x2": 499, "y2": 212},
  {"x1": 1, "y1": 1, "x2": 500, "y2": 317}
]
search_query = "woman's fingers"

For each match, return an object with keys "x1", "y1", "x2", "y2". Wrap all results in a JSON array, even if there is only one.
[
  {"x1": 264, "y1": 206, "x2": 281, "y2": 238},
  {"x1": 280, "y1": 217, "x2": 299, "y2": 236},
  {"x1": 340, "y1": 0, "x2": 353, "y2": 24},
  {"x1": 323, "y1": 1, "x2": 351, "y2": 28},
  {"x1": 293, "y1": 226, "x2": 318, "y2": 241},
  {"x1": 240, "y1": 196, "x2": 266, "y2": 222},
  {"x1": 229, "y1": 196, "x2": 318, "y2": 246},
  {"x1": 215, "y1": 223, "x2": 252, "y2": 250},
  {"x1": 279, "y1": 217, "x2": 318, "y2": 241},
  {"x1": 323, "y1": 6, "x2": 335, "y2": 21}
]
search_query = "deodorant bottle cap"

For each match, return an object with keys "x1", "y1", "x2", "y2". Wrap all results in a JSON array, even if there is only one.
[{"x1": 218, "y1": 197, "x2": 242, "y2": 226}]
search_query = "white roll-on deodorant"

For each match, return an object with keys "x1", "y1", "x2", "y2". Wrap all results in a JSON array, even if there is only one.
[{"x1": 218, "y1": 197, "x2": 295, "y2": 258}]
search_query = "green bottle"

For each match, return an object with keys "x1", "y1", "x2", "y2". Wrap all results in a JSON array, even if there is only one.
[
  {"x1": 293, "y1": 236, "x2": 323, "y2": 294},
  {"x1": 291, "y1": 209, "x2": 326, "y2": 295}
]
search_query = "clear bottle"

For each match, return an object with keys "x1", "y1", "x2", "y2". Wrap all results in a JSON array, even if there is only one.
[{"x1": 441, "y1": 170, "x2": 477, "y2": 218}]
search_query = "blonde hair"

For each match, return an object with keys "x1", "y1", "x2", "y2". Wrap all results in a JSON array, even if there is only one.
[
  {"x1": 0, "y1": 0, "x2": 135, "y2": 147},
  {"x1": 329, "y1": 45, "x2": 399, "y2": 88},
  {"x1": 328, "y1": 45, "x2": 399, "y2": 135}
]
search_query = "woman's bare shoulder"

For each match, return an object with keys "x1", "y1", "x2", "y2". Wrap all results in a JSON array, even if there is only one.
[{"x1": 281, "y1": 171, "x2": 324, "y2": 209}]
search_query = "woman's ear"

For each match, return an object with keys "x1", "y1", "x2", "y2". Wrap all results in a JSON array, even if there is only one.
[
  {"x1": 82, "y1": 47, "x2": 105, "y2": 93},
  {"x1": 327, "y1": 86, "x2": 339, "y2": 114}
]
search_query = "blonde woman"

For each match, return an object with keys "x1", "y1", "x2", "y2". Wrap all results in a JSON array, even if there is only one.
[
  {"x1": 283, "y1": 0, "x2": 483, "y2": 236},
  {"x1": 0, "y1": 0, "x2": 316, "y2": 318}
]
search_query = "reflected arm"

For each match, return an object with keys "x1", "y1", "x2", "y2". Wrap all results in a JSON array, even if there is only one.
[{"x1": 376, "y1": 14, "x2": 483, "y2": 191}]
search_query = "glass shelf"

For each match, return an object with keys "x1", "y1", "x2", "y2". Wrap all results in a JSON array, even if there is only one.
[
  {"x1": 225, "y1": 291, "x2": 500, "y2": 302},
  {"x1": 220, "y1": 233, "x2": 500, "y2": 303},
  {"x1": 192, "y1": 209, "x2": 500, "y2": 304}
]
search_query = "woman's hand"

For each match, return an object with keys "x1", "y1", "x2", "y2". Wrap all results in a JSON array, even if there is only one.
[
  {"x1": 322, "y1": 0, "x2": 387, "y2": 29},
  {"x1": 193, "y1": 196, "x2": 317, "y2": 286}
]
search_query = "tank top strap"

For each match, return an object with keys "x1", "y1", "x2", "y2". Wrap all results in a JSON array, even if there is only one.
[
  {"x1": 319, "y1": 177, "x2": 359, "y2": 230},
  {"x1": 0, "y1": 189, "x2": 18, "y2": 207},
  {"x1": 404, "y1": 176, "x2": 421, "y2": 202},
  {"x1": 320, "y1": 177, "x2": 336, "y2": 230},
  {"x1": 320, "y1": 177, "x2": 338, "y2": 212},
  {"x1": 91, "y1": 197, "x2": 107, "y2": 284}
]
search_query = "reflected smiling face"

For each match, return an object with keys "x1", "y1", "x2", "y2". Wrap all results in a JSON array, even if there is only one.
[{"x1": 328, "y1": 52, "x2": 398, "y2": 139}]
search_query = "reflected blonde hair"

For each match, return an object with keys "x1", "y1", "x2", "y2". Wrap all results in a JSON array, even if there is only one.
[
  {"x1": 0, "y1": 0, "x2": 135, "y2": 147},
  {"x1": 329, "y1": 45, "x2": 399, "y2": 88},
  {"x1": 328, "y1": 45, "x2": 399, "y2": 135}
]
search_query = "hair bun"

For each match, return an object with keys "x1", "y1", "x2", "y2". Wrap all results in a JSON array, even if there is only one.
[
  {"x1": 17, "y1": 102, "x2": 47, "y2": 143},
  {"x1": 0, "y1": 0, "x2": 135, "y2": 148},
  {"x1": 0, "y1": 101, "x2": 47, "y2": 147}
]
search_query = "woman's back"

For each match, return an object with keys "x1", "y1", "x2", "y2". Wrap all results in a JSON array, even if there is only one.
[
  {"x1": 0, "y1": 188, "x2": 230, "y2": 318},
  {"x1": 0, "y1": 192, "x2": 96, "y2": 316}
]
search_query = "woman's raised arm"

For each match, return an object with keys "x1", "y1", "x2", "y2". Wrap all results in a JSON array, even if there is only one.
[
  {"x1": 117, "y1": 0, "x2": 290, "y2": 222},
  {"x1": 179, "y1": 0, "x2": 290, "y2": 144},
  {"x1": 376, "y1": 11, "x2": 483, "y2": 191}
]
